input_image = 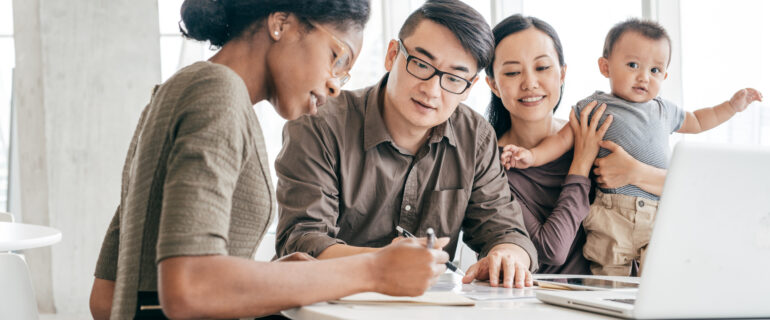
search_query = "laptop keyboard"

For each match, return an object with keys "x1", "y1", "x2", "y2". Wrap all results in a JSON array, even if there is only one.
[{"x1": 606, "y1": 298, "x2": 636, "y2": 305}]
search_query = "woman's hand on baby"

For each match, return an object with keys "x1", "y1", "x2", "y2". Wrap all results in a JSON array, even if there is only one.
[
  {"x1": 569, "y1": 101, "x2": 612, "y2": 176},
  {"x1": 501, "y1": 145, "x2": 535, "y2": 170},
  {"x1": 594, "y1": 140, "x2": 637, "y2": 188},
  {"x1": 729, "y1": 88, "x2": 763, "y2": 112}
]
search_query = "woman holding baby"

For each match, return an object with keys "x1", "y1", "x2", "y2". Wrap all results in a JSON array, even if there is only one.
[{"x1": 484, "y1": 15, "x2": 666, "y2": 274}]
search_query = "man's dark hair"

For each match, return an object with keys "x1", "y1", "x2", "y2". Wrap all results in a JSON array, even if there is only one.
[
  {"x1": 180, "y1": 0, "x2": 370, "y2": 48},
  {"x1": 398, "y1": 0, "x2": 493, "y2": 72},
  {"x1": 603, "y1": 18, "x2": 671, "y2": 65}
]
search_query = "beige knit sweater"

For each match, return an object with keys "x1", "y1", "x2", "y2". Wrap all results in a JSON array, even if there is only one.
[{"x1": 95, "y1": 61, "x2": 274, "y2": 319}]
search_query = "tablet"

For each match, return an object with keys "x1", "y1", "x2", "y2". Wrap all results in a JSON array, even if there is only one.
[{"x1": 534, "y1": 277, "x2": 638, "y2": 291}]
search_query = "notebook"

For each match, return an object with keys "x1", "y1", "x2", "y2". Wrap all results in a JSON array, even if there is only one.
[{"x1": 330, "y1": 291, "x2": 475, "y2": 306}]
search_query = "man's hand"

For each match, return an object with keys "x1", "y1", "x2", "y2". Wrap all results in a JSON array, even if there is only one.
[{"x1": 461, "y1": 243, "x2": 532, "y2": 288}]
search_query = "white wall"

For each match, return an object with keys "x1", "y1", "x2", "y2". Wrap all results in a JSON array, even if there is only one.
[{"x1": 13, "y1": 0, "x2": 160, "y2": 315}]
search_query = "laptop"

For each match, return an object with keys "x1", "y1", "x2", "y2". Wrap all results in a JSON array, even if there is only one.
[{"x1": 536, "y1": 141, "x2": 770, "y2": 319}]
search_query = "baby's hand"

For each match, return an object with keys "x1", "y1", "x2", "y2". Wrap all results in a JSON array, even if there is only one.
[
  {"x1": 729, "y1": 88, "x2": 763, "y2": 112},
  {"x1": 501, "y1": 144, "x2": 535, "y2": 170}
]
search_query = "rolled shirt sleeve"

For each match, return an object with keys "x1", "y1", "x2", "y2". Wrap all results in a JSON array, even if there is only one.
[
  {"x1": 462, "y1": 124, "x2": 539, "y2": 272},
  {"x1": 275, "y1": 115, "x2": 346, "y2": 257}
]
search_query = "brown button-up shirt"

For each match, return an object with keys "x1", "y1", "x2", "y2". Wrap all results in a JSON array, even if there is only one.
[{"x1": 275, "y1": 75, "x2": 537, "y2": 270}]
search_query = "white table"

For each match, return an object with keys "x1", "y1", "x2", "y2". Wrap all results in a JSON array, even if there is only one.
[
  {"x1": 0, "y1": 221, "x2": 62, "y2": 251},
  {"x1": 0, "y1": 221, "x2": 62, "y2": 320},
  {"x1": 283, "y1": 274, "x2": 639, "y2": 320}
]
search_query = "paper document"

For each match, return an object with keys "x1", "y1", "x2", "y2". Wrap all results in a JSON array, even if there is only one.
[
  {"x1": 330, "y1": 291, "x2": 475, "y2": 306},
  {"x1": 458, "y1": 281, "x2": 536, "y2": 301}
]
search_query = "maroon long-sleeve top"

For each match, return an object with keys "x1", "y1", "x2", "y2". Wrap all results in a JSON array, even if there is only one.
[{"x1": 503, "y1": 149, "x2": 592, "y2": 274}]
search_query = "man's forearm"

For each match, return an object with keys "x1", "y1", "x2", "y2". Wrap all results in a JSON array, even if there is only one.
[{"x1": 317, "y1": 243, "x2": 381, "y2": 259}]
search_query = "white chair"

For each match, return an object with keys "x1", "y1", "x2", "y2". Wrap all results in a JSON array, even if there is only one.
[
  {"x1": 0, "y1": 253, "x2": 39, "y2": 320},
  {"x1": 1, "y1": 212, "x2": 24, "y2": 261},
  {"x1": 0, "y1": 212, "x2": 37, "y2": 319},
  {"x1": 454, "y1": 231, "x2": 478, "y2": 272}
]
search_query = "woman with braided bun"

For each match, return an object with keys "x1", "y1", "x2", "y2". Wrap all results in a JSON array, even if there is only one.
[{"x1": 89, "y1": 1, "x2": 449, "y2": 319}]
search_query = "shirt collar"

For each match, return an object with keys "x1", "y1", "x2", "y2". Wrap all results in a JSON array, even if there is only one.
[
  {"x1": 363, "y1": 73, "x2": 457, "y2": 151},
  {"x1": 363, "y1": 75, "x2": 392, "y2": 151},
  {"x1": 431, "y1": 118, "x2": 457, "y2": 147}
]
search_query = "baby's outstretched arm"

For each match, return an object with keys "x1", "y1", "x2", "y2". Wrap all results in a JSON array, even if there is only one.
[
  {"x1": 499, "y1": 101, "x2": 610, "y2": 170},
  {"x1": 678, "y1": 88, "x2": 763, "y2": 134},
  {"x1": 500, "y1": 126, "x2": 574, "y2": 170},
  {"x1": 531, "y1": 126, "x2": 574, "y2": 167}
]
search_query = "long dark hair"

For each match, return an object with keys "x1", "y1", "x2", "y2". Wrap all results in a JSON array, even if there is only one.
[
  {"x1": 485, "y1": 14, "x2": 565, "y2": 138},
  {"x1": 180, "y1": 0, "x2": 371, "y2": 48}
]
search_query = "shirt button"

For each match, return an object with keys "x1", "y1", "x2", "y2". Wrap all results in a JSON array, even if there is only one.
[
  {"x1": 405, "y1": 205, "x2": 412, "y2": 211},
  {"x1": 638, "y1": 200, "x2": 645, "y2": 208}
]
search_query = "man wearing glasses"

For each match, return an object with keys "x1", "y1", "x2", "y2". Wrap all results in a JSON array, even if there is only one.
[{"x1": 275, "y1": 0, "x2": 538, "y2": 288}]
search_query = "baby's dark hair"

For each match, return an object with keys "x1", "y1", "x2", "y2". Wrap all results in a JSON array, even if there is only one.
[
  {"x1": 603, "y1": 18, "x2": 671, "y2": 65},
  {"x1": 398, "y1": 0, "x2": 493, "y2": 72},
  {"x1": 180, "y1": 0, "x2": 370, "y2": 48}
]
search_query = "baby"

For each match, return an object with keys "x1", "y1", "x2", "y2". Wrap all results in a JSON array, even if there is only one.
[{"x1": 502, "y1": 18, "x2": 763, "y2": 276}]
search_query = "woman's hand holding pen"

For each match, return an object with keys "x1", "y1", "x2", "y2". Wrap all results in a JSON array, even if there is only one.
[{"x1": 370, "y1": 238, "x2": 449, "y2": 297}]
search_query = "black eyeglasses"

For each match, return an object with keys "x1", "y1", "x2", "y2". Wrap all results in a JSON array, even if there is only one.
[{"x1": 397, "y1": 40, "x2": 474, "y2": 95}]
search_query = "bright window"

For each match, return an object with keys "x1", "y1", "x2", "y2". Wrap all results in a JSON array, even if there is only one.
[
  {"x1": 158, "y1": 0, "x2": 217, "y2": 82},
  {"x1": 521, "y1": 0, "x2": 643, "y2": 120},
  {"x1": 0, "y1": 0, "x2": 14, "y2": 211},
  {"x1": 677, "y1": 0, "x2": 770, "y2": 145}
]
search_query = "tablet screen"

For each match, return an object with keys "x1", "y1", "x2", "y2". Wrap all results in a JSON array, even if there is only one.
[{"x1": 536, "y1": 277, "x2": 639, "y2": 290}]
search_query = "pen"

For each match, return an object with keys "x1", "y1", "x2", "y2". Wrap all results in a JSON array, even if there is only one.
[
  {"x1": 395, "y1": 226, "x2": 466, "y2": 276},
  {"x1": 426, "y1": 228, "x2": 435, "y2": 249}
]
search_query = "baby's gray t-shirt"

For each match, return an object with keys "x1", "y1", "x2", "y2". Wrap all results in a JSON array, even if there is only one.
[{"x1": 573, "y1": 91, "x2": 685, "y2": 200}]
